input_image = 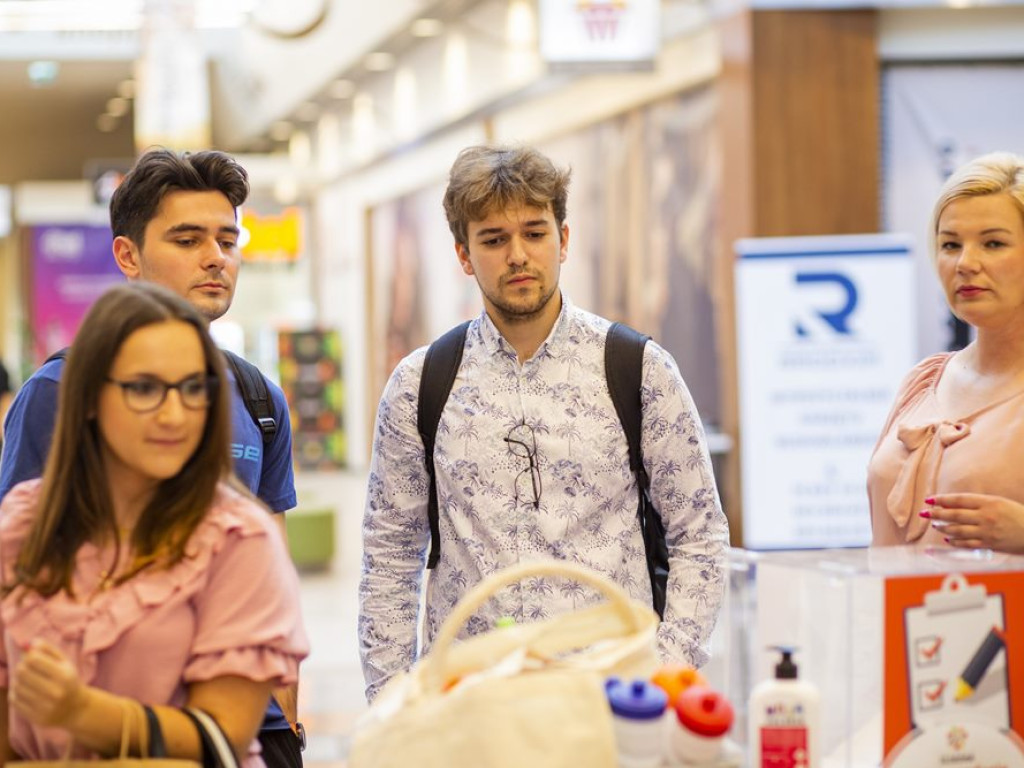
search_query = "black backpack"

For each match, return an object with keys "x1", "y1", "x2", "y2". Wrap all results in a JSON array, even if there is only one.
[
  {"x1": 416, "y1": 321, "x2": 670, "y2": 618},
  {"x1": 45, "y1": 348, "x2": 277, "y2": 444}
]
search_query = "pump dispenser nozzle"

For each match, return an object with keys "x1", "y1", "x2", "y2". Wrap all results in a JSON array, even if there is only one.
[{"x1": 770, "y1": 645, "x2": 799, "y2": 680}]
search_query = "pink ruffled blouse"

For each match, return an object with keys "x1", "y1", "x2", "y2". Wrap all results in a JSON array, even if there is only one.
[
  {"x1": 0, "y1": 480, "x2": 310, "y2": 766},
  {"x1": 868, "y1": 353, "x2": 1024, "y2": 546}
]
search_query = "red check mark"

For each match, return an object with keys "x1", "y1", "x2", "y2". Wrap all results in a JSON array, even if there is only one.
[
  {"x1": 920, "y1": 637, "x2": 942, "y2": 661},
  {"x1": 925, "y1": 681, "x2": 946, "y2": 703}
]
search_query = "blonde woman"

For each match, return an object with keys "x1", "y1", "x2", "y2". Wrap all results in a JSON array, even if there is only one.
[{"x1": 868, "y1": 152, "x2": 1024, "y2": 553}]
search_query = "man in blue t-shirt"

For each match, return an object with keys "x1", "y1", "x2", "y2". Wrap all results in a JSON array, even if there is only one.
[{"x1": 0, "y1": 149, "x2": 304, "y2": 768}]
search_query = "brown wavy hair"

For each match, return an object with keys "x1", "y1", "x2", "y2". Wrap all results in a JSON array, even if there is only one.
[
  {"x1": 442, "y1": 145, "x2": 571, "y2": 247},
  {"x1": 11, "y1": 282, "x2": 232, "y2": 597}
]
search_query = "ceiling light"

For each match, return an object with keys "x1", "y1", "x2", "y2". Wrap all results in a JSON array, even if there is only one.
[
  {"x1": 96, "y1": 114, "x2": 118, "y2": 132},
  {"x1": 328, "y1": 79, "x2": 355, "y2": 99},
  {"x1": 269, "y1": 120, "x2": 293, "y2": 141},
  {"x1": 294, "y1": 101, "x2": 320, "y2": 122},
  {"x1": 289, "y1": 130, "x2": 312, "y2": 166},
  {"x1": 0, "y1": 0, "x2": 253, "y2": 32},
  {"x1": 27, "y1": 60, "x2": 59, "y2": 87},
  {"x1": 411, "y1": 18, "x2": 443, "y2": 38},
  {"x1": 507, "y1": 0, "x2": 535, "y2": 46},
  {"x1": 364, "y1": 51, "x2": 395, "y2": 72},
  {"x1": 106, "y1": 97, "x2": 130, "y2": 117}
]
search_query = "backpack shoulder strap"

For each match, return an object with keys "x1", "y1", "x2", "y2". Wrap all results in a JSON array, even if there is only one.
[
  {"x1": 43, "y1": 347, "x2": 70, "y2": 365},
  {"x1": 605, "y1": 322, "x2": 650, "y2": 484},
  {"x1": 606, "y1": 322, "x2": 671, "y2": 619},
  {"x1": 223, "y1": 350, "x2": 277, "y2": 444},
  {"x1": 417, "y1": 321, "x2": 470, "y2": 569}
]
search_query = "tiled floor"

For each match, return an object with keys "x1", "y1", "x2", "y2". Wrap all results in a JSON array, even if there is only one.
[{"x1": 292, "y1": 470, "x2": 369, "y2": 768}]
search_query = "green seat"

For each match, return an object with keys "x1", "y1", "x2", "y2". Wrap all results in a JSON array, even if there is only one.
[{"x1": 285, "y1": 507, "x2": 336, "y2": 570}]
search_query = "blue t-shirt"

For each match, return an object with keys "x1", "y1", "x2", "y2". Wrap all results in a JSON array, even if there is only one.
[{"x1": 0, "y1": 355, "x2": 297, "y2": 731}]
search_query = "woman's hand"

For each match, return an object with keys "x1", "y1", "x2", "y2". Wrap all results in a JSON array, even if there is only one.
[
  {"x1": 10, "y1": 639, "x2": 87, "y2": 728},
  {"x1": 923, "y1": 493, "x2": 1024, "y2": 554}
]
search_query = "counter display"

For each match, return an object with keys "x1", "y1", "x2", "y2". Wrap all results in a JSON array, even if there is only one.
[{"x1": 711, "y1": 547, "x2": 1024, "y2": 768}]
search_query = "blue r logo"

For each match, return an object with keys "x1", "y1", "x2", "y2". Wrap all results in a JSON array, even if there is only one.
[{"x1": 794, "y1": 272, "x2": 858, "y2": 336}]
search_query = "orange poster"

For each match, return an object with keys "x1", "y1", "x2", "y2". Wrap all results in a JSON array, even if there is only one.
[{"x1": 884, "y1": 570, "x2": 1024, "y2": 766}]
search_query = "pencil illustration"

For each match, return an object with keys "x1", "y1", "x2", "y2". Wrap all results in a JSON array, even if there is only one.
[{"x1": 954, "y1": 626, "x2": 1007, "y2": 702}]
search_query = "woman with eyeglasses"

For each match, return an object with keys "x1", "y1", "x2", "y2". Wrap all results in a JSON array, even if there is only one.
[{"x1": 0, "y1": 282, "x2": 308, "y2": 765}]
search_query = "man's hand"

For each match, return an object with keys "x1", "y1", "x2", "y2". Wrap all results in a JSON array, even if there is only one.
[
  {"x1": 10, "y1": 639, "x2": 87, "y2": 728},
  {"x1": 923, "y1": 493, "x2": 1024, "y2": 554}
]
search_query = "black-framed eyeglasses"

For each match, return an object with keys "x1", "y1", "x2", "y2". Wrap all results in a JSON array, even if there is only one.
[
  {"x1": 504, "y1": 422, "x2": 542, "y2": 509},
  {"x1": 106, "y1": 374, "x2": 217, "y2": 413}
]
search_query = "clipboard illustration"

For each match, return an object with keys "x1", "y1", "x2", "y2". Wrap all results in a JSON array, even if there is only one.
[{"x1": 903, "y1": 573, "x2": 1009, "y2": 730}]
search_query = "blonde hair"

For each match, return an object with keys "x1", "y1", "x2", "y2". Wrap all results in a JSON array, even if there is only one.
[{"x1": 930, "y1": 151, "x2": 1024, "y2": 259}]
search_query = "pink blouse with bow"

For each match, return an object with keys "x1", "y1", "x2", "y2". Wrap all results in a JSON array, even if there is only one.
[{"x1": 868, "y1": 353, "x2": 1024, "y2": 546}]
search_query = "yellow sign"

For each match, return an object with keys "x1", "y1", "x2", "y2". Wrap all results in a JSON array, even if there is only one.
[{"x1": 241, "y1": 207, "x2": 303, "y2": 262}]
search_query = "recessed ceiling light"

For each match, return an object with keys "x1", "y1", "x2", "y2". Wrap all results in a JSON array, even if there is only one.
[
  {"x1": 329, "y1": 79, "x2": 355, "y2": 99},
  {"x1": 269, "y1": 121, "x2": 294, "y2": 141},
  {"x1": 364, "y1": 51, "x2": 395, "y2": 72},
  {"x1": 295, "y1": 101, "x2": 320, "y2": 122},
  {"x1": 411, "y1": 18, "x2": 443, "y2": 38},
  {"x1": 106, "y1": 97, "x2": 130, "y2": 117},
  {"x1": 27, "y1": 60, "x2": 59, "y2": 87},
  {"x1": 96, "y1": 114, "x2": 118, "y2": 132}
]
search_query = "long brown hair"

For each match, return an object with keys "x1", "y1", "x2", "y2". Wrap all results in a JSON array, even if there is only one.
[{"x1": 12, "y1": 282, "x2": 232, "y2": 597}]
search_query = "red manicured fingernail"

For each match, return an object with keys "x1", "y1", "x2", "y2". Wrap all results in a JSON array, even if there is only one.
[
  {"x1": 919, "y1": 510, "x2": 932, "y2": 519},
  {"x1": 924, "y1": 497, "x2": 935, "y2": 505},
  {"x1": 944, "y1": 537, "x2": 951, "y2": 544}
]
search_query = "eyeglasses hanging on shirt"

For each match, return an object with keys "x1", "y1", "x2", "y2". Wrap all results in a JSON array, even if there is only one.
[{"x1": 504, "y1": 422, "x2": 542, "y2": 509}]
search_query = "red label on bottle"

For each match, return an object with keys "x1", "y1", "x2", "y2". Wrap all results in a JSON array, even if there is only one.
[{"x1": 760, "y1": 726, "x2": 808, "y2": 768}]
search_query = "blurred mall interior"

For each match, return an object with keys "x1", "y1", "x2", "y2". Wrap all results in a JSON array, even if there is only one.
[{"x1": 2, "y1": 0, "x2": 1024, "y2": 764}]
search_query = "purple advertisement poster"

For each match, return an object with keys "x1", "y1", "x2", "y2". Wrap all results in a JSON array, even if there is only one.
[{"x1": 31, "y1": 225, "x2": 123, "y2": 363}]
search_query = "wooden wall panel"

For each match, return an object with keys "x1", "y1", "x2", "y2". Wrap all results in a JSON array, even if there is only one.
[
  {"x1": 752, "y1": 11, "x2": 880, "y2": 236},
  {"x1": 715, "y1": 9, "x2": 881, "y2": 546}
]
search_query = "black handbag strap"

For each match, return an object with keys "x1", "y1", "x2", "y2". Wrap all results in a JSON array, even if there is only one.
[
  {"x1": 143, "y1": 705, "x2": 168, "y2": 758},
  {"x1": 181, "y1": 708, "x2": 239, "y2": 768}
]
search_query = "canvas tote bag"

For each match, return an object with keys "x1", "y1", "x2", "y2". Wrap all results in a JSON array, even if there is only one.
[{"x1": 350, "y1": 560, "x2": 661, "y2": 768}]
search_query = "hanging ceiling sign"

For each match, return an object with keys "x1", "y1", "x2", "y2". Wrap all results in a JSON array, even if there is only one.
[{"x1": 539, "y1": 0, "x2": 660, "y2": 71}]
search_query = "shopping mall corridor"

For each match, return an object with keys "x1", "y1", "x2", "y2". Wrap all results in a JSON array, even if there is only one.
[{"x1": 293, "y1": 470, "x2": 369, "y2": 768}]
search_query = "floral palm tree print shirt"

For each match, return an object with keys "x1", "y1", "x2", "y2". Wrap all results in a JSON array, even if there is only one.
[{"x1": 358, "y1": 299, "x2": 728, "y2": 701}]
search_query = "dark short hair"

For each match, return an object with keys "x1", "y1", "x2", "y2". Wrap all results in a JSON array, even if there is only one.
[
  {"x1": 109, "y1": 148, "x2": 250, "y2": 247},
  {"x1": 443, "y1": 145, "x2": 571, "y2": 247}
]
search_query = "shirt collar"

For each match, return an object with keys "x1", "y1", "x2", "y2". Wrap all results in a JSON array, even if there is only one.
[{"x1": 475, "y1": 292, "x2": 576, "y2": 362}]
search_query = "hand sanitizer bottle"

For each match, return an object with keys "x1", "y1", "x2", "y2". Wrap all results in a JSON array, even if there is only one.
[{"x1": 748, "y1": 646, "x2": 820, "y2": 768}]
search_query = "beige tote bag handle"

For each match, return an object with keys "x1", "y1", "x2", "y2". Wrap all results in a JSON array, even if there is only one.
[{"x1": 422, "y1": 560, "x2": 646, "y2": 694}]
